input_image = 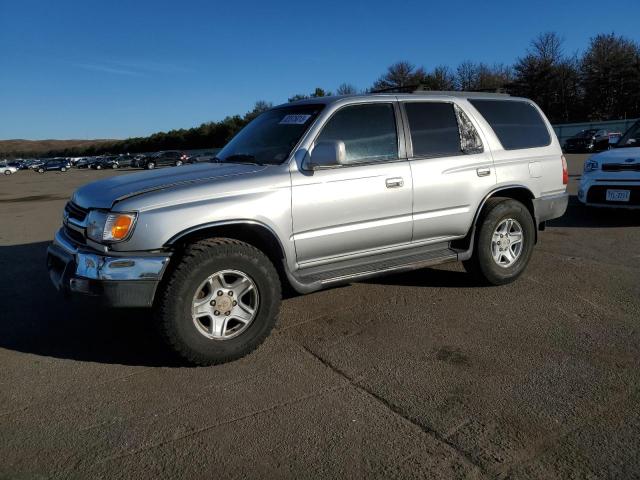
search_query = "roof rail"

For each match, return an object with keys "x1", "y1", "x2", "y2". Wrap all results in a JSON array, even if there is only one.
[{"x1": 370, "y1": 84, "x2": 511, "y2": 97}]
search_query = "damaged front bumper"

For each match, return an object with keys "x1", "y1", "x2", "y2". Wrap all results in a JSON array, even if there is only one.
[{"x1": 46, "y1": 228, "x2": 170, "y2": 308}]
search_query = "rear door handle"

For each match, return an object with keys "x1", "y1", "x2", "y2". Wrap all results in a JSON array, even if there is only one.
[
  {"x1": 385, "y1": 177, "x2": 404, "y2": 188},
  {"x1": 476, "y1": 168, "x2": 491, "y2": 177}
]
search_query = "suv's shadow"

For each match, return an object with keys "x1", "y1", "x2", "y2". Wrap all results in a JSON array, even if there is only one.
[
  {"x1": 549, "y1": 195, "x2": 640, "y2": 228},
  {"x1": 0, "y1": 242, "x2": 183, "y2": 367},
  {"x1": 362, "y1": 267, "x2": 478, "y2": 289}
]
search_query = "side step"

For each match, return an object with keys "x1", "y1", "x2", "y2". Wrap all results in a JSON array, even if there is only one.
[{"x1": 289, "y1": 242, "x2": 459, "y2": 293}]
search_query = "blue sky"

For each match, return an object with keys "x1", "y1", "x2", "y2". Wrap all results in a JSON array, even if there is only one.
[{"x1": 1, "y1": 0, "x2": 639, "y2": 140}]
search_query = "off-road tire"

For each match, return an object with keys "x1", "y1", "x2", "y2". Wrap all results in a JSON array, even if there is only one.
[
  {"x1": 156, "y1": 238, "x2": 281, "y2": 365},
  {"x1": 463, "y1": 198, "x2": 535, "y2": 286}
]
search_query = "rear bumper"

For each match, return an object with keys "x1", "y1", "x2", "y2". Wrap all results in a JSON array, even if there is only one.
[
  {"x1": 47, "y1": 228, "x2": 170, "y2": 307},
  {"x1": 533, "y1": 192, "x2": 569, "y2": 223}
]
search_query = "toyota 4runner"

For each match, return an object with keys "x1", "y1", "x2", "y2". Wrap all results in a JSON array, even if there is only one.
[{"x1": 47, "y1": 92, "x2": 569, "y2": 365}]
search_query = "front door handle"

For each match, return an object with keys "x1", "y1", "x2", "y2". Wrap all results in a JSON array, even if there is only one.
[
  {"x1": 476, "y1": 168, "x2": 491, "y2": 177},
  {"x1": 385, "y1": 177, "x2": 404, "y2": 188}
]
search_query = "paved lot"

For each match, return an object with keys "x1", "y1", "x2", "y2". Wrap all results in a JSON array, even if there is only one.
[{"x1": 1, "y1": 155, "x2": 639, "y2": 479}]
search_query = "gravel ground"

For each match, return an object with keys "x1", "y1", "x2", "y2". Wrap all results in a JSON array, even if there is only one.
[{"x1": 0, "y1": 154, "x2": 639, "y2": 479}]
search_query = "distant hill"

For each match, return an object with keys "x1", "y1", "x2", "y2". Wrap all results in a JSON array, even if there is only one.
[{"x1": 0, "y1": 139, "x2": 117, "y2": 158}]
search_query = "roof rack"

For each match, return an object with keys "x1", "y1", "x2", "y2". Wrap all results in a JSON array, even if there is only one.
[{"x1": 370, "y1": 84, "x2": 511, "y2": 97}]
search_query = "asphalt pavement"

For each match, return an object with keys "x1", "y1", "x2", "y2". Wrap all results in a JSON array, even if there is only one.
[{"x1": 0, "y1": 155, "x2": 638, "y2": 479}]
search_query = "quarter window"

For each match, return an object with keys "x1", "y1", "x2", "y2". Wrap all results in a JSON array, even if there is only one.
[
  {"x1": 405, "y1": 102, "x2": 462, "y2": 157},
  {"x1": 469, "y1": 99, "x2": 551, "y2": 150},
  {"x1": 315, "y1": 103, "x2": 398, "y2": 164}
]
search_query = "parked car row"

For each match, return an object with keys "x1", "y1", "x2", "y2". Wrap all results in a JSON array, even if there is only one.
[
  {"x1": 1, "y1": 150, "x2": 220, "y2": 175},
  {"x1": 563, "y1": 128, "x2": 622, "y2": 153}
]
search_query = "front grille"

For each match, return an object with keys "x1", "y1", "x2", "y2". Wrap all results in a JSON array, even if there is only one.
[
  {"x1": 65, "y1": 201, "x2": 88, "y2": 222},
  {"x1": 602, "y1": 163, "x2": 640, "y2": 172},
  {"x1": 64, "y1": 225, "x2": 86, "y2": 244},
  {"x1": 587, "y1": 185, "x2": 640, "y2": 206}
]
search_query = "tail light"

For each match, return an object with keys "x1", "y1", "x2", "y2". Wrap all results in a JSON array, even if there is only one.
[{"x1": 561, "y1": 155, "x2": 568, "y2": 185}]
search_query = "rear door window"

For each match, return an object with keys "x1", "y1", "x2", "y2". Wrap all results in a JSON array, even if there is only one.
[
  {"x1": 469, "y1": 99, "x2": 551, "y2": 150},
  {"x1": 404, "y1": 102, "x2": 461, "y2": 157}
]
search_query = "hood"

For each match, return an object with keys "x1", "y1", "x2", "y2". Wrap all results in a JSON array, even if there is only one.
[
  {"x1": 72, "y1": 162, "x2": 268, "y2": 209},
  {"x1": 591, "y1": 147, "x2": 640, "y2": 165}
]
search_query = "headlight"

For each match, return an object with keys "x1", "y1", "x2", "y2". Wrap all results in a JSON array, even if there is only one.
[
  {"x1": 584, "y1": 160, "x2": 599, "y2": 172},
  {"x1": 86, "y1": 210, "x2": 137, "y2": 243}
]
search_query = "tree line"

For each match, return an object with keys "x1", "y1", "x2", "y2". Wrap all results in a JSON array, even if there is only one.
[{"x1": 10, "y1": 31, "x2": 640, "y2": 158}]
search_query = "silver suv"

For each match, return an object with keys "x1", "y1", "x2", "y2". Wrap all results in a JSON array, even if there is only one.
[{"x1": 47, "y1": 92, "x2": 569, "y2": 365}]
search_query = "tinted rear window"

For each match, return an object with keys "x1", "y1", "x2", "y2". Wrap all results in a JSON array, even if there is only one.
[
  {"x1": 469, "y1": 99, "x2": 550, "y2": 150},
  {"x1": 405, "y1": 102, "x2": 461, "y2": 157}
]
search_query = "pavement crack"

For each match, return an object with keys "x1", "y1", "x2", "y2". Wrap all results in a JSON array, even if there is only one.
[
  {"x1": 90, "y1": 383, "x2": 347, "y2": 467},
  {"x1": 300, "y1": 344, "x2": 490, "y2": 478}
]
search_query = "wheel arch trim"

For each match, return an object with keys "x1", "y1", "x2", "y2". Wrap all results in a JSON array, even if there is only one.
[
  {"x1": 165, "y1": 219, "x2": 290, "y2": 262},
  {"x1": 456, "y1": 184, "x2": 537, "y2": 260}
]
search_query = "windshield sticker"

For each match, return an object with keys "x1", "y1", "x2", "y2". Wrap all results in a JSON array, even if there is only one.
[{"x1": 279, "y1": 114, "x2": 311, "y2": 125}]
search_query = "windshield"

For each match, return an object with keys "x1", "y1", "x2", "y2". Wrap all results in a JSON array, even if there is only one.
[
  {"x1": 615, "y1": 121, "x2": 640, "y2": 148},
  {"x1": 215, "y1": 105, "x2": 324, "y2": 165}
]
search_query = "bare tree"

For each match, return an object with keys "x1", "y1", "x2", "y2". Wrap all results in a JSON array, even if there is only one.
[
  {"x1": 511, "y1": 32, "x2": 583, "y2": 122},
  {"x1": 372, "y1": 61, "x2": 427, "y2": 90},
  {"x1": 531, "y1": 32, "x2": 564, "y2": 64},
  {"x1": 456, "y1": 61, "x2": 511, "y2": 91},
  {"x1": 427, "y1": 65, "x2": 456, "y2": 90},
  {"x1": 456, "y1": 61, "x2": 478, "y2": 91},
  {"x1": 336, "y1": 83, "x2": 358, "y2": 95}
]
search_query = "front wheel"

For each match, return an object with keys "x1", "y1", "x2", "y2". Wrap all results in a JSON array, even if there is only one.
[
  {"x1": 4, "y1": 170, "x2": 11, "y2": 175},
  {"x1": 155, "y1": 238, "x2": 281, "y2": 365},
  {"x1": 175, "y1": 160, "x2": 183, "y2": 166},
  {"x1": 146, "y1": 162, "x2": 155, "y2": 170},
  {"x1": 463, "y1": 198, "x2": 535, "y2": 286}
]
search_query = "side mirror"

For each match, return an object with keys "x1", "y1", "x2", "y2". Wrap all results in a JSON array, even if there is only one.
[{"x1": 306, "y1": 140, "x2": 346, "y2": 170}]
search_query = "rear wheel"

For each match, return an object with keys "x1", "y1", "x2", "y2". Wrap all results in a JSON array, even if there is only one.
[
  {"x1": 96, "y1": 165, "x2": 102, "y2": 170},
  {"x1": 38, "y1": 168, "x2": 44, "y2": 173},
  {"x1": 463, "y1": 198, "x2": 535, "y2": 285},
  {"x1": 61, "y1": 167, "x2": 67, "y2": 172},
  {"x1": 4, "y1": 170, "x2": 11, "y2": 175},
  {"x1": 156, "y1": 238, "x2": 281, "y2": 365},
  {"x1": 147, "y1": 162, "x2": 155, "y2": 170},
  {"x1": 112, "y1": 163, "x2": 119, "y2": 169},
  {"x1": 175, "y1": 160, "x2": 183, "y2": 166}
]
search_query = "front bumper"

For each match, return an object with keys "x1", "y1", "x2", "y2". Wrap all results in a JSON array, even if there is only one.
[
  {"x1": 578, "y1": 175, "x2": 640, "y2": 209},
  {"x1": 46, "y1": 228, "x2": 170, "y2": 307}
]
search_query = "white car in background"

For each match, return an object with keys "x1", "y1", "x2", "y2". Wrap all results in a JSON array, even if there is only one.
[
  {"x1": 579, "y1": 120, "x2": 640, "y2": 208},
  {"x1": 1, "y1": 165, "x2": 18, "y2": 176}
]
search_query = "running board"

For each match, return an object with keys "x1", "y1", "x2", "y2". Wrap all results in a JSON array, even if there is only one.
[{"x1": 287, "y1": 243, "x2": 460, "y2": 293}]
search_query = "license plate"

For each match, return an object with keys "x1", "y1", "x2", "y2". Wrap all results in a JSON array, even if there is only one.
[{"x1": 605, "y1": 189, "x2": 631, "y2": 202}]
